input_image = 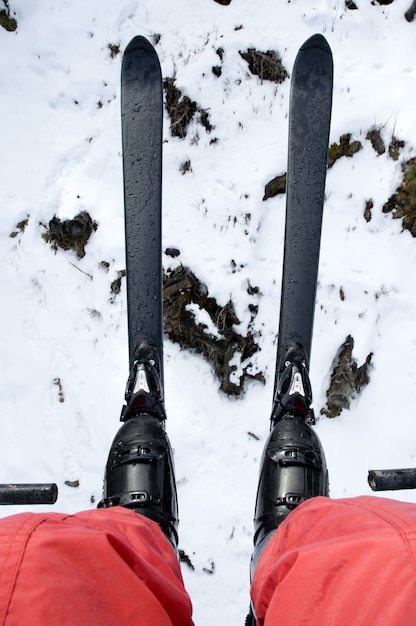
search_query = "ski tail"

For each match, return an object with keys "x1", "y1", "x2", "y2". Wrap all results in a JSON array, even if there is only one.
[{"x1": 272, "y1": 34, "x2": 333, "y2": 423}]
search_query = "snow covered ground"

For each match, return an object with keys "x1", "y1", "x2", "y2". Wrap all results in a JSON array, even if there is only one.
[{"x1": 1, "y1": 1, "x2": 416, "y2": 624}]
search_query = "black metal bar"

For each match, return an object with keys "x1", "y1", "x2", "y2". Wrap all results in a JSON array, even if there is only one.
[
  {"x1": 368, "y1": 468, "x2": 416, "y2": 491},
  {"x1": 0, "y1": 483, "x2": 58, "y2": 505}
]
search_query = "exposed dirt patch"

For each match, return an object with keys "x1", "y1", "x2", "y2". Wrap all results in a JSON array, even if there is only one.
[
  {"x1": 239, "y1": 48, "x2": 288, "y2": 83},
  {"x1": 41, "y1": 211, "x2": 97, "y2": 258},
  {"x1": 163, "y1": 265, "x2": 263, "y2": 395},
  {"x1": 321, "y1": 335, "x2": 373, "y2": 418},
  {"x1": 388, "y1": 136, "x2": 405, "y2": 161},
  {"x1": 328, "y1": 133, "x2": 362, "y2": 168},
  {"x1": 0, "y1": 0, "x2": 17, "y2": 31},
  {"x1": 366, "y1": 127, "x2": 385, "y2": 155},
  {"x1": 364, "y1": 199, "x2": 374, "y2": 223},
  {"x1": 107, "y1": 43, "x2": 120, "y2": 58},
  {"x1": 10, "y1": 217, "x2": 29, "y2": 238},
  {"x1": 405, "y1": 0, "x2": 416, "y2": 21},
  {"x1": 164, "y1": 78, "x2": 213, "y2": 138},
  {"x1": 382, "y1": 157, "x2": 416, "y2": 236},
  {"x1": 263, "y1": 173, "x2": 286, "y2": 200}
]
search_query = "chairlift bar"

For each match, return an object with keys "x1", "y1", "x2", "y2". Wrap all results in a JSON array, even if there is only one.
[
  {"x1": 0, "y1": 483, "x2": 58, "y2": 505},
  {"x1": 368, "y1": 468, "x2": 416, "y2": 491}
]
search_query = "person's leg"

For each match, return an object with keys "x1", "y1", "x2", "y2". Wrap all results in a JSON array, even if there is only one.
[
  {"x1": 249, "y1": 345, "x2": 416, "y2": 625},
  {"x1": 248, "y1": 345, "x2": 328, "y2": 624},
  {"x1": 0, "y1": 507, "x2": 192, "y2": 625},
  {"x1": 251, "y1": 345, "x2": 329, "y2": 570},
  {"x1": 0, "y1": 342, "x2": 193, "y2": 625},
  {"x1": 250, "y1": 496, "x2": 416, "y2": 626},
  {"x1": 99, "y1": 340, "x2": 179, "y2": 548},
  {"x1": 251, "y1": 413, "x2": 328, "y2": 571}
]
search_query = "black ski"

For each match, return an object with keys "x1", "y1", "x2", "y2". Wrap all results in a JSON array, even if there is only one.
[
  {"x1": 120, "y1": 36, "x2": 166, "y2": 420},
  {"x1": 272, "y1": 34, "x2": 333, "y2": 422},
  {"x1": 121, "y1": 36, "x2": 163, "y2": 374}
]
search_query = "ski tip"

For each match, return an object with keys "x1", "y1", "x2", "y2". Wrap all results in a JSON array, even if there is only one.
[
  {"x1": 299, "y1": 33, "x2": 332, "y2": 56},
  {"x1": 124, "y1": 35, "x2": 156, "y2": 56}
]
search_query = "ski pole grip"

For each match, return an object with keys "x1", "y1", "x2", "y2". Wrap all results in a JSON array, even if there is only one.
[
  {"x1": 368, "y1": 468, "x2": 416, "y2": 491},
  {"x1": 0, "y1": 483, "x2": 58, "y2": 505}
]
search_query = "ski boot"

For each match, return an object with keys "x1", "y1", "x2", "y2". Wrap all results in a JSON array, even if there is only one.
[
  {"x1": 251, "y1": 344, "x2": 329, "y2": 573},
  {"x1": 98, "y1": 341, "x2": 179, "y2": 549}
]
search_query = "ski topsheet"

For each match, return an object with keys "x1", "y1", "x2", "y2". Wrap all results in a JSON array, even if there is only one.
[
  {"x1": 273, "y1": 35, "x2": 333, "y2": 405},
  {"x1": 121, "y1": 36, "x2": 164, "y2": 376}
]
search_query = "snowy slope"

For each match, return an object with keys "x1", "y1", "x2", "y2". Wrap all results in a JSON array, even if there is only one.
[{"x1": 1, "y1": 1, "x2": 416, "y2": 624}]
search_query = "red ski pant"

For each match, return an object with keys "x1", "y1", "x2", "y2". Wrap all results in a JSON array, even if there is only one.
[
  {"x1": 0, "y1": 507, "x2": 192, "y2": 625},
  {"x1": 1, "y1": 497, "x2": 416, "y2": 625},
  {"x1": 251, "y1": 495, "x2": 416, "y2": 626}
]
